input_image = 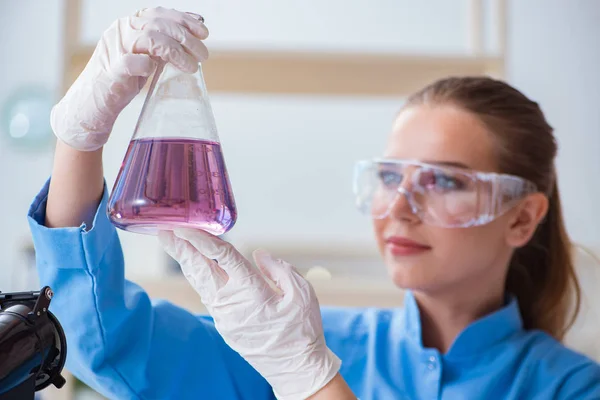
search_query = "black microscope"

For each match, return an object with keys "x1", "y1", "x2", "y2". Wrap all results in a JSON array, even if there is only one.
[{"x1": 0, "y1": 286, "x2": 67, "y2": 399}]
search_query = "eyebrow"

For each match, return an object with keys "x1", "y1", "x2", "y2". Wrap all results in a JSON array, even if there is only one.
[{"x1": 421, "y1": 160, "x2": 472, "y2": 169}]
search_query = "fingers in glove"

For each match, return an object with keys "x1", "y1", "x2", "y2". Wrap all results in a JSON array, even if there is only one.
[
  {"x1": 124, "y1": 28, "x2": 197, "y2": 73},
  {"x1": 173, "y1": 228, "x2": 259, "y2": 282},
  {"x1": 158, "y1": 231, "x2": 228, "y2": 297},
  {"x1": 135, "y1": 7, "x2": 209, "y2": 40},
  {"x1": 251, "y1": 249, "x2": 296, "y2": 296},
  {"x1": 252, "y1": 249, "x2": 319, "y2": 309},
  {"x1": 130, "y1": 16, "x2": 209, "y2": 63}
]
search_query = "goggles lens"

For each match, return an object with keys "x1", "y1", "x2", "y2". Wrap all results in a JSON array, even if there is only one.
[{"x1": 353, "y1": 159, "x2": 536, "y2": 228}]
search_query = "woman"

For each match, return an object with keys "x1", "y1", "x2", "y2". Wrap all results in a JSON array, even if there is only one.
[{"x1": 28, "y1": 7, "x2": 600, "y2": 400}]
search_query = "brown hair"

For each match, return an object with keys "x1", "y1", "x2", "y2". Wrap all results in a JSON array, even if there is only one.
[{"x1": 404, "y1": 76, "x2": 580, "y2": 341}]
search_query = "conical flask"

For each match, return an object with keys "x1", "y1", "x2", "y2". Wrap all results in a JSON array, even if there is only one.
[{"x1": 107, "y1": 61, "x2": 237, "y2": 236}]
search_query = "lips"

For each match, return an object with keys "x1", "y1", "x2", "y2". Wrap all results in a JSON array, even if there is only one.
[{"x1": 385, "y1": 236, "x2": 431, "y2": 256}]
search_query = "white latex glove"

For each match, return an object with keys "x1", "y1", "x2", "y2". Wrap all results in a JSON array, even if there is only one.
[
  {"x1": 158, "y1": 228, "x2": 342, "y2": 400},
  {"x1": 52, "y1": 7, "x2": 209, "y2": 151}
]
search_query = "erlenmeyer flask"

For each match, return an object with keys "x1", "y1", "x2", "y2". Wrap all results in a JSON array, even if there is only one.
[{"x1": 107, "y1": 61, "x2": 237, "y2": 236}]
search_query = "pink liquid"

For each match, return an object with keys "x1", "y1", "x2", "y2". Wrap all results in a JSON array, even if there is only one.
[{"x1": 107, "y1": 138, "x2": 237, "y2": 235}]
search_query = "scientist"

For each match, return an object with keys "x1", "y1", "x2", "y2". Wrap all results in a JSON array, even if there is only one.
[{"x1": 27, "y1": 7, "x2": 600, "y2": 400}]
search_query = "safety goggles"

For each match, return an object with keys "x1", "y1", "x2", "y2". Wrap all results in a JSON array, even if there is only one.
[{"x1": 353, "y1": 159, "x2": 537, "y2": 228}]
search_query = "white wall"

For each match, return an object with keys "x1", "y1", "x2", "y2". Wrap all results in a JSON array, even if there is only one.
[
  {"x1": 80, "y1": 0, "x2": 481, "y2": 54},
  {"x1": 0, "y1": 1, "x2": 63, "y2": 290},
  {"x1": 506, "y1": 0, "x2": 600, "y2": 252},
  {"x1": 1, "y1": 1, "x2": 599, "y2": 289}
]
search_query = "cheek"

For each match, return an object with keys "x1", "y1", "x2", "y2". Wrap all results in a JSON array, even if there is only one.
[
  {"x1": 432, "y1": 221, "x2": 508, "y2": 275},
  {"x1": 372, "y1": 218, "x2": 386, "y2": 252},
  {"x1": 434, "y1": 228, "x2": 488, "y2": 260}
]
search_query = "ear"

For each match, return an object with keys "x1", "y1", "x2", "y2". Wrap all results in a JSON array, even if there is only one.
[{"x1": 505, "y1": 193, "x2": 549, "y2": 248}]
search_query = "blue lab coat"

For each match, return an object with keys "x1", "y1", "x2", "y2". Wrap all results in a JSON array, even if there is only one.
[{"x1": 28, "y1": 180, "x2": 600, "y2": 399}]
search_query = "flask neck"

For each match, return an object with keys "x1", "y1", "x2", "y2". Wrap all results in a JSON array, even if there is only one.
[{"x1": 131, "y1": 60, "x2": 219, "y2": 143}]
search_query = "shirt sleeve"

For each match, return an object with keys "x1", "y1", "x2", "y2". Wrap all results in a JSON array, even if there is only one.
[{"x1": 28, "y1": 178, "x2": 274, "y2": 400}]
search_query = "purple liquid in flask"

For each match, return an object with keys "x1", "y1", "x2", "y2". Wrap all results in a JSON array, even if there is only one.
[
  {"x1": 107, "y1": 137, "x2": 237, "y2": 235},
  {"x1": 108, "y1": 52, "x2": 235, "y2": 235}
]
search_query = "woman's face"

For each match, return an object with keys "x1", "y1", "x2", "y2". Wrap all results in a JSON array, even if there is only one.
[{"x1": 373, "y1": 104, "x2": 526, "y2": 295}]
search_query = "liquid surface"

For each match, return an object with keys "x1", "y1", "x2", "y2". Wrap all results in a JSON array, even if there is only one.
[{"x1": 108, "y1": 138, "x2": 237, "y2": 235}]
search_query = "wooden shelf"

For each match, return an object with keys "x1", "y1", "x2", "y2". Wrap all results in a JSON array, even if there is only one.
[{"x1": 67, "y1": 46, "x2": 503, "y2": 97}]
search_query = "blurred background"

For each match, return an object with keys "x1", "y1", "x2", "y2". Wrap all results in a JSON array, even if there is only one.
[{"x1": 1, "y1": 0, "x2": 599, "y2": 399}]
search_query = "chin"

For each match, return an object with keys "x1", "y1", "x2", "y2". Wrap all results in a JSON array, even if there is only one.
[{"x1": 384, "y1": 255, "x2": 438, "y2": 291}]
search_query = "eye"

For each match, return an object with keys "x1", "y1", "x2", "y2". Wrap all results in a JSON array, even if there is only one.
[
  {"x1": 436, "y1": 174, "x2": 464, "y2": 190},
  {"x1": 378, "y1": 170, "x2": 403, "y2": 188},
  {"x1": 419, "y1": 170, "x2": 466, "y2": 191}
]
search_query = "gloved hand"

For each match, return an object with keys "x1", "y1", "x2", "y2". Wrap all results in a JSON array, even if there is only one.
[
  {"x1": 52, "y1": 7, "x2": 209, "y2": 151},
  {"x1": 158, "y1": 228, "x2": 342, "y2": 400}
]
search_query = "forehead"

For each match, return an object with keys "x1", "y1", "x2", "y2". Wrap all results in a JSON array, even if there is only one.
[{"x1": 385, "y1": 105, "x2": 498, "y2": 172}]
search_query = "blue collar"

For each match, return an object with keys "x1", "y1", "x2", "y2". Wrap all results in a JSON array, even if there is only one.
[{"x1": 402, "y1": 291, "x2": 523, "y2": 359}]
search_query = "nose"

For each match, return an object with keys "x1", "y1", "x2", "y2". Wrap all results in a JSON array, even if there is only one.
[{"x1": 387, "y1": 187, "x2": 420, "y2": 223}]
